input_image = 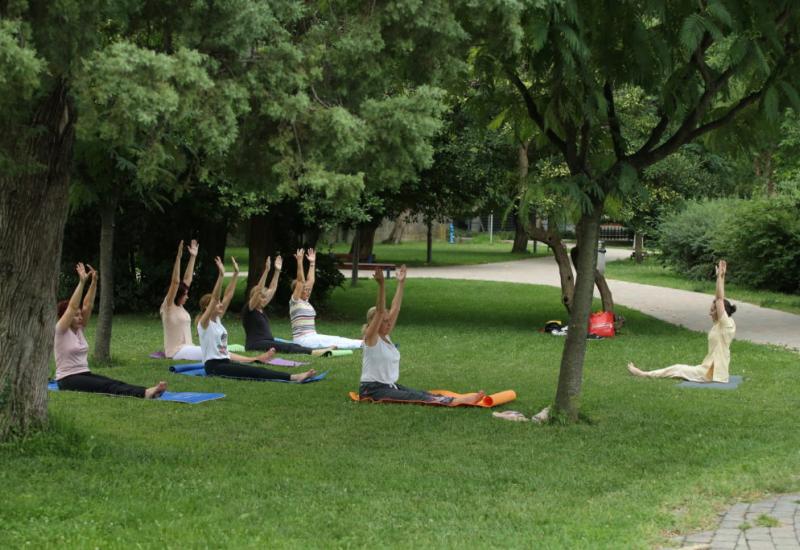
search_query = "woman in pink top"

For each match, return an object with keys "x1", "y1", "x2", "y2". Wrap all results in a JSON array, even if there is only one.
[
  {"x1": 161, "y1": 239, "x2": 202, "y2": 360},
  {"x1": 55, "y1": 262, "x2": 167, "y2": 398}
]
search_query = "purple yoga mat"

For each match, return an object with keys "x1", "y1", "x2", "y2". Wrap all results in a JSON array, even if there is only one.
[{"x1": 149, "y1": 351, "x2": 166, "y2": 359}]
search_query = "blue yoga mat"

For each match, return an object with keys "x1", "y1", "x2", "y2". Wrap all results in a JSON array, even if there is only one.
[
  {"x1": 47, "y1": 381, "x2": 225, "y2": 403},
  {"x1": 677, "y1": 375, "x2": 743, "y2": 390},
  {"x1": 168, "y1": 363, "x2": 329, "y2": 384}
]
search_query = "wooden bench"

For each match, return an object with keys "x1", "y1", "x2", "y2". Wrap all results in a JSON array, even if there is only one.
[{"x1": 333, "y1": 254, "x2": 397, "y2": 278}]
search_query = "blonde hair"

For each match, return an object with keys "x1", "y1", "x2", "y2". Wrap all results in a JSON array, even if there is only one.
[
  {"x1": 199, "y1": 293, "x2": 212, "y2": 311},
  {"x1": 362, "y1": 306, "x2": 377, "y2": 337},
  {"x1": 249, "y1": 286, "x2": 267, "y2": 301}
]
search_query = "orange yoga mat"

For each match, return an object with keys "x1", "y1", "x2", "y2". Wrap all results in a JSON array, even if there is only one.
[{"x1": 348, "y1": 389, "x2": 516, "y2": 408}]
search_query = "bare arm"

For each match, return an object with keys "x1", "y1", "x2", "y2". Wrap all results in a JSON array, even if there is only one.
[
  {"x1": 291, "y1": 248, "x2": 305, "y2": 300},
  {"x1": 81, "y1": 265, "x2": 98, "y2": 325},
  {"x1": 304, "y1": 248, "x2": 316, "y2": 296},
  {"x1": 264, "y1": 255, "x2": 282, "y2": 306},
  {"x1": 56, "y1": 263, "x2": 88, "y2": 333},
  {"x1": 183, "y1": 239, "x2": 199, "y2": 287},
  {"x1": 220, "y1": 256, "x2": 240, "y2": 316},
  {"x1": 198, "y1": 257, "x2": 225, "y2": 329},
  {"x1": 163, "y1": 240, "x2": 184, "y2": 308},
  {"x1": 714, "y1": 259, "x2": 727, "y2": 319},
  {"x1": 363, "y1": 268, "x2": 386, "y2": 347},
  {"x1": 248, "y1": 256, "x2": 272, "y2": 311},
  {"x1": 386, "y1": 265, "x2": 407, "y2": 333}
]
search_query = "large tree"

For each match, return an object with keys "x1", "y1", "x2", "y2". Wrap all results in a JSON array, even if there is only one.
[{"x1": 461, "y1": 0, "x2": 800, "y2": 420}]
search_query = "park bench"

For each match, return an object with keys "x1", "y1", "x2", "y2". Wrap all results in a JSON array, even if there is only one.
[{"x1": 333, "y1": 253, "x2": 397, "y2": 279}]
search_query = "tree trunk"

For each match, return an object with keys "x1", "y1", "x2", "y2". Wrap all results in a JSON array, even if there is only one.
[
  {"x1": 511, "y1": 143, "x2": 530, "y2": 253},
  {"x1": 426, "y1": 219, "x2": 433, "y2": 264},
  {"x1": 349, "y1": 221, "x2": 379, "y2": 260},
  {"x1": 350, "y1": 229, "x2": 360, "y2": 287},
  {"x1": 94, "y1": 195, "x2": 118, "y2": 364},
  {"x1": 0, "y1": 82, "x2": 74, "y2": 440},
  {"x1": 382, "y1": 213, "x2": 407, "y2": 244},
  {"x1": 633, "y1": 232, "x2": 644, "y2": 264},
  {"x1": 246, "y1": 214, "x2": 276, "y2": 294},
  {"x1": 594, "y1": 271, "x2": 614, "y2": 313},
  {"x1": 531, "y1": 225, "x2": 574, "y2": 313},
  {"x1": 555, "y1": 205, "x2": 603, "y2": 422}
]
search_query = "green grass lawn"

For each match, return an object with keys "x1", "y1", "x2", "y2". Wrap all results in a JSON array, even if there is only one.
[
  {"x1": 2, "y1": 280, "x2": 799, "y2": 548},
  {"x1": 227, "y1": 238, "x2": 550, "y2": 269},
  {"x1": 605, "y1": 257, "x2": 800, "y2": 315}
]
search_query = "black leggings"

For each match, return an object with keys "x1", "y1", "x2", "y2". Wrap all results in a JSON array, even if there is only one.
[
  {"x1": 205, "y1": 359, "x2": 291, "y2": 381},
  {"x1": 245, "y1": 339, "x2": 314, "y2": 355},
  {"x1": 57, "y1": 372, "x2": 147, "y2": 398}
]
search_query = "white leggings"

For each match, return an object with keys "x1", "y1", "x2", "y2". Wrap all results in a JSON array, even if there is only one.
[
  {"x1": 293, "y1": 333, "x2": 363, "y2": 350},
  {"x1": 171, "y1": 345, "x2": 203, "y2": 361}
]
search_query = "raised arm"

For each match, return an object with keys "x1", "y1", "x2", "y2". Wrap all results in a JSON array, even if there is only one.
[
  {"x1": 264, "y1": 255, "x2": 282, "y2": 306},
  {"x1": 363, "y1": 267, "x2": 386, "y2": 346},
  {"x1": 219, "y1": 256, "x2": 240, "y2": 316},
  {"x1": 291, "y1": 248, "x2": 305, "y2": 300},
  {"x1": 81, "y1": 265, "x2": 98, "y2": 325},
  {"x1": 714, "y1": 259, "x2": 727, "y2": 319},
  {"x1": 56, "y1": 263, "x2": 88, "y2": 333},
  {"x1": 198, "y1": 257, "x2": 225, "y2": 329},
  {"x1": 386, "y1": 265, "x2": 407, "y2": 333},
  {"x1": 183, "y1": 239, "x2": 199, "y2": 287},
  {"x1": 304, "y1": 248, "x2": 316, "y2": 295},
  {"x1": 163, "y1": 240, "x2": 184, "y2": 308},
  {"x1": 248, "y1": 256, "x2": 272, "y2": 311}
]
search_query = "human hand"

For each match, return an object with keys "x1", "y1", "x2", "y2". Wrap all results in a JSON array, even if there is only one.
[
  {"x1": 397, "y1": 265, "x2": 407, "y2": 283},
  {"x1": 306, "y1": 248, "x2": 316, "y2": 263},
  {"x1": 716, "y1": 259, "x2": 727, "y2": 277},
  {"x1": 214, "y1": 256, "x2": 225, "y2": 275},
  {"x1": 264, "y1": 256, "x2": 271, "y2": 273},
  {"x1": 373, "y1": 267, "x2": 384, "y2": 284},
  {"x1": 187, "y1": 239, "x2": 199, "y2": 257},
  {"x1": 274, "y1": 255, "x2": 283, "y2": 270},
  {"x1": 295, "y1": 249, "x2": 305, "y2": 263},
  {"x1": 231, "y1": 257, "x2": 240, "y2": 274},
  {"x1": 86, "y1": 264, "x2": 97, "y2": 281},
  {"x1": 76, "y1": 262, "x2": 88, "y2": 282}
]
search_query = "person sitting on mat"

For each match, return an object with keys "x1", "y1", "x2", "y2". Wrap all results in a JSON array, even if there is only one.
[
  {"x1": 56, "y1": 262, "x2": 167, "y2": 398},
  {"x1": 242, "y1": 254, "x2": 334, "y2": 356},
  {"x1": 161, "y1": 239, "x2": 203, "y2": 360},
  {"x1": 289, "y1": 248, "x2": 362, "y2": 349},
  {"x1": 628, "y1": 259, "x2": 736, "y2": 383},
  {"x1": 198, "y1": 256, "x2": 316, "y2": 382},
  {"x1": 359, "y1": 265, "x2": 484, "y2": 406}
]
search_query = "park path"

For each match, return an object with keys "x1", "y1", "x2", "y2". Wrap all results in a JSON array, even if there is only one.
[{"x1": 401, "y1": 248, "x2": 800, "y2": 351}]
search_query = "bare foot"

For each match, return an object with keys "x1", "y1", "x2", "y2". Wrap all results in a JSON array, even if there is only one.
[
  {"x1": 311, "y1": 346, "x2": 336, "y2": 357},
  {"x1": 531, "y1": 406, "x2": 550, "y2": 424},
  {"x1": 145, "y1": 381, "x2": 167, "y2": 399},
  {"x1": 258, "y1": 348, "x2": 277, "y2": 363},
  {"x1": 290, "y1": 369, "x2": 316, "y2": 382},
  {"x1": 452, "y1": 390, "x2": 485, "y2": 406},
  {"x1": 627, "y1": 362, "x2": 647, "y2": 377}
]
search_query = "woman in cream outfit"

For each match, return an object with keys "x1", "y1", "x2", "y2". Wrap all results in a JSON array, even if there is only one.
[{"x1": 628, "y1": 260, "x2": 736, "y2": 383}]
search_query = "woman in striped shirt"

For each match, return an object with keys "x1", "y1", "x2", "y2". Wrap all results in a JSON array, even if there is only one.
[{"x1": 289, "y1": 248, "x2": 363, "y2": 349}]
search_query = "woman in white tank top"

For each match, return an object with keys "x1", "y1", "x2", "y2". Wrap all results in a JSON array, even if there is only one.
[{"x1": 359, "y1": 266, "x2": 484, "y2": 406}]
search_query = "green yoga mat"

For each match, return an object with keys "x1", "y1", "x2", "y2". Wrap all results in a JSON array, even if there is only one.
[{"x1": 324, "y1": 349, "x2": 354, "y2": 357}]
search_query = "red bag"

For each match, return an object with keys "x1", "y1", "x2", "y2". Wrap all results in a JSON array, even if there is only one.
[{"x1": 589, "y1": 311, "x2": 615, "y2": 338}]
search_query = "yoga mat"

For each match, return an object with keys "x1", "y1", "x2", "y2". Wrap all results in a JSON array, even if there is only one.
[
  {"x1": 265, "y1": 357, "x2": 310, "y2": 367},
  {"x1": 228, "y1": 344, "x2": 245, "y2": 353},
  {"x1": 169, "y1": 364, "x2": 329, "y2": 384},
  {"x1": 348, "y1": 389, "x2": 516, "y2": 408},
  {"x1": 149, "y1": 351, "x2": 166, "y2": 359},
  {"x1": 47, "y1": 381, "x2": 224, "y2": 403},
  {"x1": 677, "y1": 375, "x2": 743, "y2": 390}
]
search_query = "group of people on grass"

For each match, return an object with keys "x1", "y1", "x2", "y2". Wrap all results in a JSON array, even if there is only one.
[
  {"x1": 54, "y1": 240, "x2": 486, "y2": 406},
  {"x1": 54, "y1": 238, "x2": 738, "y2": 409}
]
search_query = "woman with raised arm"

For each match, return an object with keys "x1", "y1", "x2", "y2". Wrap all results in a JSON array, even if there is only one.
[
  {"x1": 161, "y1": 239, "x2": 203, "y2": 360},
  {"x1": 56, "y1": 263, "x2": 167, "y2": 398},
  {"x1": 242, "y1": 255, "x2": 334, "y2": 356},
  {"x1": 289, "y1": 248, "x2": 363, "y2": 349},
  {"x1": 628, "y1": 259, "x2": 737, "y2": 383},
  {"x1": 198, "y1": 256, "x2": 316, "y2": 382},
  {"x1": 359, "y1": 265, "x2": 484, "y2": 406}
]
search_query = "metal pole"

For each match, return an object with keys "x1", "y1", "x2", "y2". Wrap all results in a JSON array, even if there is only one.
[{"x1": 489, "y1": 213, "x2": 494, "y2": 244}]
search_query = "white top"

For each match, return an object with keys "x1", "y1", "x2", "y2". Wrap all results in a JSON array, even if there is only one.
[
  {"x1": 197, "y1": 318, "x2": 229, "y2": 362},
  {"x1": 53, "y1": 326, "x2": 91, "y2": 381},
  {"x1": 360, "y1": 336, "x2": 400, "y2": 385}
]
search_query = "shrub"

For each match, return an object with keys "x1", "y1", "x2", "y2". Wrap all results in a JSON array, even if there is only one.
[{"x1": 656, "y1": 199, "x2": 737, "y2": 280}]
